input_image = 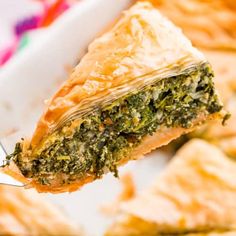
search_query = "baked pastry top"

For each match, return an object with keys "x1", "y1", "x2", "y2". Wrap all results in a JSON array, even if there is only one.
[
  {"x1": 3, "y1": 2, "x2": 224, "y2": 193},
  {"x1": 0, "y1": 185, "x2": 79, "y2": 235},
  {"x1": 106, "y1": 139, "x2": 236, "y2": 235}
]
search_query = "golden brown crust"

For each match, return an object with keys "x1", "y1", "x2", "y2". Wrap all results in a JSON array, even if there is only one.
[
  {"x1": 106, "y1": 139, "x2": 236, "y2": 235},
  {"x1": 145, "y1": 0, "x2": 236, "y2": 50},
  {"x1": 4, "y1": 2, "x2": 223, "y2": 193},
  {"x1": 106, "y1": 215, "x2": 236, "y2": 236},
  {"x1": 188, "y1": 232, "x2": 236, "y2": 236},
  {"x1": 31, "y1": 1, "x2": 204, "y2": 147},
  {"x1": 0, "y1": 185, "x2": 80, "y2": 235}
]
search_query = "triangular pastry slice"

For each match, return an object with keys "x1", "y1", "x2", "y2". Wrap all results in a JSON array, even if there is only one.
[
  {"x1": 106, "y1": 139, "x2": 236, "y2": 235},
  {"x1": 3, "y1": 2, "x2": 224, "y2": 193},
  {"x1": 0, "y1": 185, "x2": 80, "y2": 235}
]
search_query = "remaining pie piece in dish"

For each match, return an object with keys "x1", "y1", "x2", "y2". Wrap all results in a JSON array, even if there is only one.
[
  {"x1": 105, "y1": 139, "x2": 236, "y2": 235},
  {"x1": 0, "y1": 185, "x2": 80, "y2": 235},
  {"x1": 3, "y1": 2, "x2": 224, "y2": 193},
  {"x1": 188, "y1": 232, "x2": 236, "y2": 236},
  {"x1": 145, "y1": 0, "x2": 236, "y2": 50}
]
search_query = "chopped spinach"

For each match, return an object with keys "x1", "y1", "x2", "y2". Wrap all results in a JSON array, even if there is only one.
[{"x1": 7, "y1": 63, "x2": 223, "y2": 186}]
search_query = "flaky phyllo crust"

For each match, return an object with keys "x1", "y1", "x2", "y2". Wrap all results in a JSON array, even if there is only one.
[
  {"x1": 145, "y1": 0, "x2": 236, "y2": 51},
  {"x1": 32, "y1": 1, "x2": 205, "y2": 146},
  {"x1": 3, "y1": 2, "x2": 224, "y2": 193},
  {"x1": 0, "y1": 185, "x2": 79, "y2": 235},
  {"x1": 105, "y1": 140, "x2": 236, "y2": 236}
]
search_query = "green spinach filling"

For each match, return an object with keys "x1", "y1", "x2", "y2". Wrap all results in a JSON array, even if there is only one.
[{"x1": 7, "y1": 63, "x2": 222, "y2": 185}]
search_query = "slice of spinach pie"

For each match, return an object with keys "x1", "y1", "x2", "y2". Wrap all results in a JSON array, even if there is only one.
[{"x1": 3, "y1": 2, "x2": 225, "y2": 193}]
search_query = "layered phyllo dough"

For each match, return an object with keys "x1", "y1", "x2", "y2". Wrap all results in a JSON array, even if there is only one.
[
  {"x1": 0, "y1": 185, "x2": 80, "y2": 235},
  {"x1": 3, "y1": 2, "x2": 224, "y2": 193},
  {"x1": 105, "y1": 139, "x2": 236, "y2": 235}
]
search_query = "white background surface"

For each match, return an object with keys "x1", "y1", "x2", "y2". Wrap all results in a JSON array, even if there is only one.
[{"x1": 0, "y1": 1, "x2": 170, "y2": 235}]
